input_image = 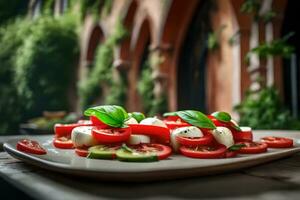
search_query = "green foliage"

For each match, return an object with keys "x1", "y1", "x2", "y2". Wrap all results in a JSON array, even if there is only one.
[
  {"x1": 79, "y1": 0, "x2": 114, "y2": 21},
  {"x1": 234, "y1": 87, "x2": 300, "y2": 130},
  {"x1": 208, "y1": 25, "x2": 226, "y2": 50},
  {"x1": 79, "y1": 19, "x2": 128, "y2": 109},
  {"x1": 261, "y1": 10, "x2": 276, "y2": 23},
  {"x1": 14, "y1": 15, "x2": 78, "y2": 119},
  {"x1": 245, "y1": 33, "x2": 295, "y2": 63},
  {"x1": 0, "y1": 19, "x2": 32, "y2": 133},
  {"x1": 240, "y1": 0, "x2": 261, "y2": 15},
  {"x1": 105, "y1": 77, "x2": 127, "y2": 107}
]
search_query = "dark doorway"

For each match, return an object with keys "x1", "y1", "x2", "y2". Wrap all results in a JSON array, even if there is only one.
[
  {"x1": 177, "y1": 1, "x2": 212, "y2": 111},
  {"x1": 282, "y1": 0, "x2": 300, "y2": 118}
]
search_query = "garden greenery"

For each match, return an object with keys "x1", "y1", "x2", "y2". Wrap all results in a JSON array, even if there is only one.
[
  {"x1": 235, "y1": 87, "x2": 300, "y2": 130},
  {"x1": 78, "y1": 19, "x2": 128, "y2": 109}
]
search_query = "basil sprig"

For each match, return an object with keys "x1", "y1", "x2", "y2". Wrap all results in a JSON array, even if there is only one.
[
  {"x1": 84, "y1": 105, "x2": 129, "y2": 128},
  {"x1": 176, "y1": 110, "x2": 216, "y2": 129},
  {"x1": 228, "y1": 144, "x2": 246, "y2": 151},
  {"x1": 128, "y1": 112, "x2": 145, "y2": 123},
  {"x1": 211, "y1": 111, "x2": 231, "y2": 122},
  {"x1": 163, "y1": 112, "x2": 177, "y2": 117}
]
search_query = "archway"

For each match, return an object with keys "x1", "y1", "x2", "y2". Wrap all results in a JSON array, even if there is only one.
[
  {"x1": 86, "y1": 25, "x2": 104, "y2": 67},
  {"x1": 128, "y1": 18, "x2": 152, "y2": 111}
]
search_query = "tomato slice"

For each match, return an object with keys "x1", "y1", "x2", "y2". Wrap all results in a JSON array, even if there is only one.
[
  {"x1": 53, "y1": 137, "x2": 74, "y2": 149},
  {"x1": 129, "y1": 124, "x2": 170, "y2": 144},
  {"x1": 54, "y1": 123, "x2": 91, "y2": 137},
  {"x1": 90, "y1": 116, "x2": 109, "y2": 128},
  {"x1": 17, "y1": 139, "x2": 46, "y2": 155},
  {"x1": 233, "y1": 129, "x2": 253, "y2": 142},
  {"x1": 261, "y1": 136, "x2": 293, "y2": 148},
  {"x1": 116, "y1": 144, "x2": 172, "y2": 162},
  {"x1": 164, "y1": 116, "x2": 181, "y2": 121},
  {"x1": 91, "y1": 127, "x2": 131, "y2": 143},
  {"x1": 179, "y1": 144, "x2": 227, "y2": 159},
  {"x1": 208, "y1": 115, "x2": 240, "y2": 134},
  {"x1": 75, "y1": 148, "x2": 89, "y2": 157},
  {"x1": 176, "y1": 133, "x2": 213, "y2": 146},
  {"x1": 164, "y1": 120, "x2": 190, "y2": 130},
  {"x1": 224, "y1": 150, "x2": 238, "y2": 158},
  {"x1": 237, "y1": 141, "x2": 268, "y2": 154}
]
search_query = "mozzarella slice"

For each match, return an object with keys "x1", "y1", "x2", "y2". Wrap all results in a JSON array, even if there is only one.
[
  {"x1": 125, "y1": 117, "x2": 138, "y2": 125},
  {"x1": 240, "y1": 126, "x2": 252, "y2": 132},
  {"x1": 212, "y1": 127, "x2": 234, "y2": 148},
  {"x1": 128, "y1": 135, "x2": 150, "y2": 145},
  {"x1": 170, "y1": 126, "x2": 203, "y2": 152},
  {"x1": 71, "y1": 126, "x2": 98, "y2": 148},
  {"x1": 140, "y1": 117, "x2": 167, "y2": 128}
]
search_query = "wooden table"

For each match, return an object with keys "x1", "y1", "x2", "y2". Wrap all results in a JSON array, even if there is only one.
[{"x1": 1, "y1": 132, "x2": 300, "y2": 200}]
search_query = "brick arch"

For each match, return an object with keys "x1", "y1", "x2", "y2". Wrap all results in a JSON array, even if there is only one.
[
  {"x1": 115, "y1": 0, "x2": 138, "y2": 67},
  {"x1": 127, "y1": 18, "x2": 152, "y2": 111},
  {"x1": 86, "y1": 25, "x2": 104, "y2": 64},
  {"x1": 159, "y1": 0, "x2": 201, "y2": 111}
]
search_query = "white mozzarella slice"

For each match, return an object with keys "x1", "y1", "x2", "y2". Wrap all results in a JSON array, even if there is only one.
[
  {"x1": 71, "y1": 126, "x2": 98, "y2": 148},
  {"x1": 240, "y1": 126, "x2": 252, "y2": 132},
  {"x1": 128, "y1": 135, "x2": 151, "y2": 145},
  {"x1": 140, "y1": 117, "x2": 167, "y2": 128},
  {"x1": 170, "y1": 126, "x2": 203, "y2": 152},
  {"x1": 212, "y1": 127, "x2": 234, "y2": 148}
]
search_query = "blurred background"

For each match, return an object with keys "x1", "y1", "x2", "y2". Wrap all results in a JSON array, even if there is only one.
[{"x1": 0, "y1": 0, "x2": 299, "y2": 135}]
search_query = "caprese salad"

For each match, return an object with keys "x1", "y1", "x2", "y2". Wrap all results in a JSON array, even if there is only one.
[{"x1": 16, "y1": 105, "x2": 294, "y2": 162}]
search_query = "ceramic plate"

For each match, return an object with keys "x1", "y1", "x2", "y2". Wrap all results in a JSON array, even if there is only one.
[{"x1": 4, "y1": 131, "x2": 300, "y2": 182}]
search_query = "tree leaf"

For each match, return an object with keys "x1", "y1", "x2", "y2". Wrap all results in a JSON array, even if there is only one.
[
  {"x1": 84, "y1": 105, "x2": 128, "y2": 127},
  {"x1": 176, "y1": 110, "x2": 216, "y2": 129},
  {"x1": 211, "y1": 111, "x2": 231, "y2": 122}
]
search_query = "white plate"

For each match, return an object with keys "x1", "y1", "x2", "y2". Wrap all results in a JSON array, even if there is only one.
[{"x1": 4, "y1": 131, "x2": 300, "y2": 182}]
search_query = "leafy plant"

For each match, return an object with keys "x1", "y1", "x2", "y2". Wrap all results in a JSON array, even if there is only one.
[
  {"x1": 245, "y1": 33, "x2": 295, "y2": 63},
  {"x1": 0, "y1": 0, "x2": 29, "y2": 26},
  {"x1": 240, "y1": 0, "x2": 261, "y2": 16},
  {"x1": 234, "y1": 87, "x2": 300, "y2": 130},
  {"x1": 78, "y1": 0, "x2": 114, "y2": 21},
  {"x1": 79, "y1": 19, "x2": 128, "y2": 109},
  {"x1": 208, "y1": 25, "x2": 226, "y2": 50},
  {"x1": 14, "y1": 15, "x2": 79, "y2": 119}
]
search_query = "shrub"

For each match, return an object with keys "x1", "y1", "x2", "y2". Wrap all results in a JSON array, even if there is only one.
[{"x1": 234, "y1": 87, "x2": 300, "y2": 130}]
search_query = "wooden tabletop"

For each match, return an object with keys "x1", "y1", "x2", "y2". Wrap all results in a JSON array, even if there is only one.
[{"x1": 1, "y1": 132, "x2": 300, "y2": 200}]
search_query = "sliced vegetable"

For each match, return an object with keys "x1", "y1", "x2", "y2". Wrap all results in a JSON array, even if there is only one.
[
  {"x1": 17, "y1": 139, "x2": 46, "y2": 155},
  {"x1": 233, "y1": 127, "x2": 253, "y2": 142},
  {"x1": 90, "y1": 116, "x2": 109, "y2": 128},
  {"x1": 91, "y1": 127, "x2": 131, "y2": 143},
  {"x1": 88, "y1": 144, "x2": 120, "y2": 159},
  {"x1": 54, "y1": 123, "x2": 89, "y2": 137},
  {"x1": 129, "y1": 124, "x2": 170, "y2": 144},
  {"x1": 116, "y1": 144, "x2": 172, "y2": 162},
  {"x1": 261, "y1": 136, "x2": 293, "y2": 148},
  {"x1": 75, "y1": 148, "x2": 89, "y2": 157},
  {"x1": 176, "y1": 110, "x2": 216, "y2": 129},
  {"x1": 237, "y1": 141, "x2": 268, "y2": 154},
  {"x1": 164, "y1": 120, "x2": 190, "y2": 129},
  {"x1": 176, "y1": 133, "x2": 213, "y2": 146},
  {"x1": 208, "y1": 115, "x2": 241, "y2": 132},
  {"x1": 53, "y1": 137, "x2": 74, "y2": 149},
  {"x1": 224, "y1": 150, "x2": 238, "y2": 158},
  {"x1": 179, "y1": 144, "x2": 227, "y2": 159}
]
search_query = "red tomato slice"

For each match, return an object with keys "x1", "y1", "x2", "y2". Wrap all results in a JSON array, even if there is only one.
[
  {"x1": 224, "y1": 150, "x2": 238, "y2": 158},
  {"x1": 92, "y1": 127, "x2": 131, "y2": 143},
  {"x1": 237, "y1": 141, "x2": 268, "y2": 154},
  {"x1": 130, "y1": 143, "x2": 172, "y2": 160},
  {"x1": 53, "y1": 137, "x2": 74, "y2": 149},
  {"x1": 129, "y1": 124, "x2": 170, "y2": 144},
  {"x1": 75, "y1": 148, "x2": 89, "y2": 157},
  {"x1": 17, "y1": 139, "x2": 46, "y2": 155},
  {"x1": 90, "y1": 116, "x2": 109, "y2": 128},
  {"x1": 54, "y1": 123, "x2": 91, "y2": 137},
  {"x1": 261, "y1": 136, "x2": 293, "y2": 148},
  {"x1": 164, "y1": 120, "x2": 190, "y2": 130},
  {"x1": 179, "y1": 144, "x2": 227, "y2": 159},
  {"x1": 164, "y1": 116, "x2": 181, "y2": 121},
  {"x1": 176, "y1": 133, "x2": 213, "y2": 146},
  {"x1": 208, "y1": 115, "x2": 239, "y2": 134},
  {"x1": 233, "y1": 130, "x2": 253, "y2": 142}
]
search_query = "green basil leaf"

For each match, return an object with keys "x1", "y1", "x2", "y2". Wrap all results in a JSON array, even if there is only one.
[
  {"x1": 176, "y1": 110, "x2": 216, "y2": 129},
  {"x1": 211, "y1": 111, "x2": 231, "y2": 122},
  {"x1": 129, "y1": 112, "x2": 145, "y2": 123},
  {"x1": 122, "y1": 144, "x2": 133, "y2": 153},
  {"x1": 228, "y1": 144, "x2": 246, "y2": 151},
  {"x1": 84, "y1": 105, "x2": 128, "y2": 128},
  {"x1": 163, "y1": 112, "x2": 177, "y2": 117}
]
